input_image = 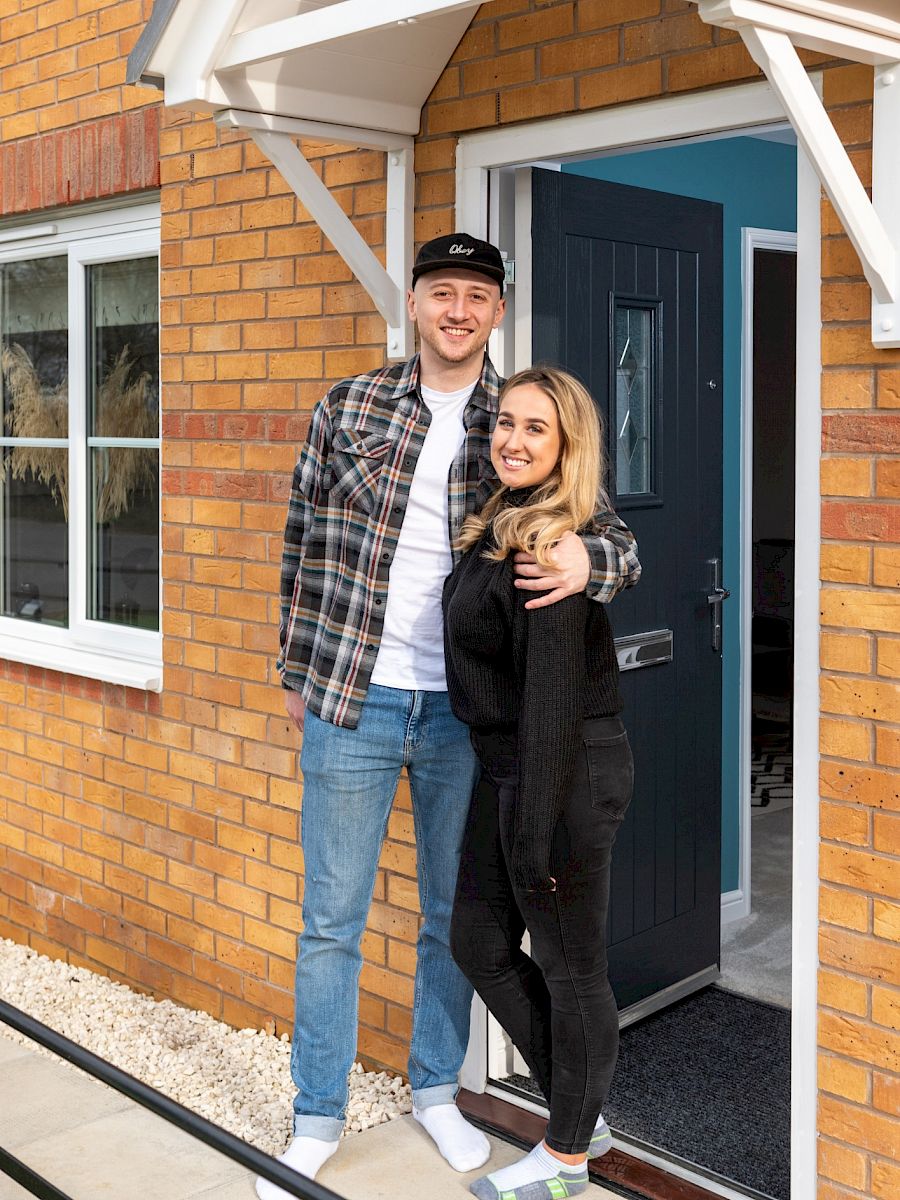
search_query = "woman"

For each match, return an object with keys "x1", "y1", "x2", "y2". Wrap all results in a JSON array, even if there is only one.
[{"x1": 443, "y1": 366, "x2": 634, "y2": 1200}]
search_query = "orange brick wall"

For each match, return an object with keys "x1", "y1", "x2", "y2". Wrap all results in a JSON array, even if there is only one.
[
  {"x1": 815, "y1": 64, "x2": 900, "y2": 1200},
  {"x1": 0, "y1": 2, "x2": 897, "y2": 1189},
  {"x1": 0, "y1": 0, "x2": 157, "y2": 140}
]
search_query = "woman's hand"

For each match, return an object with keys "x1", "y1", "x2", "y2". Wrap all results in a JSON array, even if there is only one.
[{"x1": 513, "y1": 531, "x2": 590, "y2": 608}]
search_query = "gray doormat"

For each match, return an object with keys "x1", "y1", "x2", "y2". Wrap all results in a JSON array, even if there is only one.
[{"x1": 502, "y1": 985, "x2": 790, "y2": 1200}]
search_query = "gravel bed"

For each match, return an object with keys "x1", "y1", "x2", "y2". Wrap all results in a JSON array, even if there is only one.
[{"x1": 0, "y1": 938, "x2": 411, "y2": 1155}]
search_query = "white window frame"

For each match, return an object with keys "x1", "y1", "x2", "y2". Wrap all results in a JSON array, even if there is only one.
[{"x1": 0, "y1": 201, "x2": 162, "y2": 690}]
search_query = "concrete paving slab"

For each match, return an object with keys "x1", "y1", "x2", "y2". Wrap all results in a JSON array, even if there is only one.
[
  {"x1": 0, "y1": 1175, "x2": 30, "y2": 1200},
  {"x1": 184, "y1": 1172, "x2": 258, "y2": 1200},
  {"x1": 0, "y1": 1035, "x2": 32, "y2": 1068},
  {"x1": 11, "y1": 1106, "x2": 248, "y2": 1200},
  {"x1": 0, "y1": 1050, "x2": 132, "y2": 1151}
]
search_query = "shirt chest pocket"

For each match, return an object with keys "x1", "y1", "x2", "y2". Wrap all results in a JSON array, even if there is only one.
[{"x1": 326, "y1": 429, "x2": 393, "y2": 514}]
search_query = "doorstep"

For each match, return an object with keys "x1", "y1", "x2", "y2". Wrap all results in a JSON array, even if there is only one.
[{"x1": 315, "y1": 1114, "x2": 619, "y2": 1199}]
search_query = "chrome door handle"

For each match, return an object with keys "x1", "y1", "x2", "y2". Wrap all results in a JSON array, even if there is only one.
[{"x1": 706, "y1": 559, "x2": 730, "y2": 652}]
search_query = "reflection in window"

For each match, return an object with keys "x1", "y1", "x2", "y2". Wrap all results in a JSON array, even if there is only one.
[
  {"x1": 87, "y1": 259, "x2": 160, "y2": 630},
  {"x1": 0, "y1": 256, "x2": 69, "y2": 626},
  {"x1": 614, "y1": 305, "x2": 653, "y2": 496},
  {"x1": 88, "y1": 258, "x2": 159, "y2": 435},
  {"x1": 90, "y1": 448, "x2": 159, "y2": 629},
  {"x1": 1, "y1": 453, "x2": 68, "y2": 625}
]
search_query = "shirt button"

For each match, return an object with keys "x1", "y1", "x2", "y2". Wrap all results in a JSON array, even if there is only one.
[
  {"x1": 393, "y1": 505, "x2": 402, "y2": 514},
  {"x1": 403, "y1": 457, "x2": 412, "y2": 468},
  {"x1": 375, "y1": 598, "x2": 382, "y2": 606},
  {"x1": 381, "y1": 552, "x2": 390, "y2": 561}
]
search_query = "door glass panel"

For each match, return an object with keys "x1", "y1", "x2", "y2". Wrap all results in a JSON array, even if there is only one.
[{"x1": 614, "y1": 304, "x2": 653, "y2": 496}]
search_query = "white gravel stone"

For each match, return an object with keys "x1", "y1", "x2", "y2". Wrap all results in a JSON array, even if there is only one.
[{"x1": 0, "y1": 938, "x2": 412, "y2": 1155}]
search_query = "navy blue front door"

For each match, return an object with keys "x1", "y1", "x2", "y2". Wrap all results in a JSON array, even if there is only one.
[{"x1": 532, "y1": 168, "x2": 724, "y2": 1016}]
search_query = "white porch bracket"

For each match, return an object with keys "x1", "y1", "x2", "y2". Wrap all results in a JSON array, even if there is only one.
[
  {"x1": 695, "y1": 1, "x2": 900, "y2": 348},
  {"x1": 213, "y1": 109, "x2": 414, "y2": 361}
]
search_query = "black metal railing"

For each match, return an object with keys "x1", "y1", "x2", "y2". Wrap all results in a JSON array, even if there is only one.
[{"x1": 0, "y1": 998, "x2": 347, "y2": 1200}]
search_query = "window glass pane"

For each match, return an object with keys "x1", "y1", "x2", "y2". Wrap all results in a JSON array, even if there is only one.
[
  {"x1": 1, "y1": 256, "x2": 69, "y2": 627},
  {"x1": 614, "y1": 304, "x2": 652, "y2": 496},
  {"x1": 1, "y1": 450, "x2": 68, "y2": 626},
  {"x1": 1, "y1": 256, "x2": 69, "y2": 438},
  {"x1": 89, "y1": 447, "x2": 159, "y2": 630},
  {"x1": 87, "y1": 257, "x2": 159, "y2": 437}
]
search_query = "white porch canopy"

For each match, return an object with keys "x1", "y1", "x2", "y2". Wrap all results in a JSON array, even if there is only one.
[
  {"x1": 693, "y1": 1, "x2": 900, "y2": 348},
  {"x1": 127, "y1": 1, "x2": 481, "y2": 358},
  {"x1": 128, "y1": 0, "x2": 900, "y2": 353}
]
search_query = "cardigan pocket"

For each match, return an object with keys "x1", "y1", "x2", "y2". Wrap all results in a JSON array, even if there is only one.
[{"x1": 326, "y1": 429, "x2": 392, "y2": 514}]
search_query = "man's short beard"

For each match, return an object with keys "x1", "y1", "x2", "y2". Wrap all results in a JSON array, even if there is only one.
[{"x1": 421, "y1": 327, "x2": 488, "y2": 365}]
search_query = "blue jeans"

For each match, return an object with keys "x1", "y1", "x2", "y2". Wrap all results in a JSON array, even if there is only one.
[{"x1": 291, "y1": 684, "x2": 480, "y2": 1139}]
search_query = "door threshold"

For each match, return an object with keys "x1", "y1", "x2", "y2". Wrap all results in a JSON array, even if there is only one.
[{"x1": 458, "y1": 1086, "x2": 772, "y2": 1200}]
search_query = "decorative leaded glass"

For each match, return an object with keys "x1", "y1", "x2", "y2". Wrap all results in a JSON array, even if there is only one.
[{"x1": 614, "y1": 305, "x2": 652, "y2": 495}]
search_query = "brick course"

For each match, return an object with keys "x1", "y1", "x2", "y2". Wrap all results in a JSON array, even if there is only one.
[{"x1": 0, "y1": 1, "x2": 897, "y2": 1189}]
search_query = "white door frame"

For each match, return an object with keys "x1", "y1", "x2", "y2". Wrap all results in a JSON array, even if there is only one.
[
  {"x1": 728, "y1": 225, "x2": 799, "y2": 927},
  {"x1": 455, "y1": 79, "x2": 821, "y2": 1200}
]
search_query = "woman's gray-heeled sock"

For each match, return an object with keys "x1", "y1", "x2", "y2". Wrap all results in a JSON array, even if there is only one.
[
  {"x1": 469, "y1": 1141, "x2": 588, "y2": 1200},
  {"x1": 589, "y1": 1116, "x2": 612, "y2": 1157}
]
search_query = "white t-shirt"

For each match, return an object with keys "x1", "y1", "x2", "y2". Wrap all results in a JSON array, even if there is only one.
[{"x1": 369, "y1": 381, "x2": 474, "y2": 691}]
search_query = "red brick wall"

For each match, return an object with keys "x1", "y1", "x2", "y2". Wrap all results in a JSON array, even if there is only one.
[{"x1": 0, "y1": 106, "x2": 159, "y2": 211}]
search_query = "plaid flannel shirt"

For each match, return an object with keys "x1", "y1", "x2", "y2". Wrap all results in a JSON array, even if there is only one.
[{"x1": 278, "y1": 354, "x2": 641, "y2": 728}]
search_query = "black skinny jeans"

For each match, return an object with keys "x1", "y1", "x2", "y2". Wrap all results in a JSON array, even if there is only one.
[{"x1": 450, "y1": 715, "x2": 633, "y2": 1155}]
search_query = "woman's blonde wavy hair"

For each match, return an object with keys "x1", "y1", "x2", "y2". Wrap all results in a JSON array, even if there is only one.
[{"x1": 458, "y1": 365, "x2": 604, "y2": 568}]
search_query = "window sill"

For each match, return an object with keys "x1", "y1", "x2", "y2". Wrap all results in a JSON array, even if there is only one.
[{"x1": 0, "y1": 634, "x2": 162, "y2": 692}]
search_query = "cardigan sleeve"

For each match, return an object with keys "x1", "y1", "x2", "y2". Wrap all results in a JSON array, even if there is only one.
[{"x1": 510, "y1": 593, "x2": 587, "y2": 892}]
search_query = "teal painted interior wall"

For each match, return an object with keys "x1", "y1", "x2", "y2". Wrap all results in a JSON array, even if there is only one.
[{"x1": 563, "y1": 136, "x2": 797, "y2": 894}]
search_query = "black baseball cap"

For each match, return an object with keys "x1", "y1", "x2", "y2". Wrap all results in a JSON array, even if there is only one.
[{"x1": 411, "y1": 233, "x2": 505, "y2": 291}]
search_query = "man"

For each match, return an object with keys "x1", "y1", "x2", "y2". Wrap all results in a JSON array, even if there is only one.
[{"x1": 259, "y1": 233, "x2": 640, "y2": 1197}]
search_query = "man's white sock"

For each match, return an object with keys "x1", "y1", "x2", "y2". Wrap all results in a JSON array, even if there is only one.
[
  {"x1": 255, "y1": 1135, "x2": 339, "y2": 1200},
  {"x1": 413, "y1": 1103, "x2": 491, "y2": 1172}
]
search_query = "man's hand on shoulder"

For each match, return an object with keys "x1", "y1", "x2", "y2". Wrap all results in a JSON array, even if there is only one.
[
  {"x1": 284, "y1": 688, "x2": 306, "y2": 732},
  {"x1": 513, "y1": 531, "x2": 590, "y2": 609}
]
